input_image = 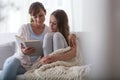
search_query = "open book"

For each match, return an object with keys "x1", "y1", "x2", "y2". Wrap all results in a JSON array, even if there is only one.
[{"x1": 15, "y1": 35, "x2": 43, "y2": 57}]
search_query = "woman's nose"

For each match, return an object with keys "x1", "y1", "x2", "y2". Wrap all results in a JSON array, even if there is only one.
[{"x1": 37, "y1": 17, "x2": 41, "y2": 20}]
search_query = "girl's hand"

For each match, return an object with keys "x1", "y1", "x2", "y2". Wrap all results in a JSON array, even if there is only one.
[
  {"x1": 40, "y1": 55, "x2": 56, "y2": 64},
  {"x1": 21, "y1": 43, "x2": 36, "y2": 55},
  {"x1": 68, "y1": 34, "x2": 77, "y2": 48}
]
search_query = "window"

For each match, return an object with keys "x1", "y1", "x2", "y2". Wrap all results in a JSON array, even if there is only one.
[{"x1": 0, "y1": 0, "x2": 82, "y2": 33}]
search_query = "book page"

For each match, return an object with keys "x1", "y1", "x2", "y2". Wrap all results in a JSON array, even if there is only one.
[{"x1": 15, "y1": 35, "x2": 43, "y2": 57}]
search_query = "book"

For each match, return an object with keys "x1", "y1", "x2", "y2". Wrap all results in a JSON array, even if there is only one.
[{"x1": 15, "y1": 35, "x2": 43, "y2": 57}]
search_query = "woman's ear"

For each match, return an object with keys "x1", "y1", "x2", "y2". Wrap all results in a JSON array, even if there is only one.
[
  {"x1": 30, "y1": 17, "x2": 33, "y2": 23},
  {"x1": 45, "y1": 12, "x2": 46, "y2": 15}
]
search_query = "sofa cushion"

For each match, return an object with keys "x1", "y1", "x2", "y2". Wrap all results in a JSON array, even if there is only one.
[{"x1": 0, "y1": 41, "x2": 16, "y2": 70}]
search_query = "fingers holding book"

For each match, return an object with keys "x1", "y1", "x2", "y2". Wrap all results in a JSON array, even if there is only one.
[
  {"x1": 21, "y1": 43, "x2": 36, "y2": 55},
  {"x1": 15, "y1": 35, "x2": 43, "y2": 56}
]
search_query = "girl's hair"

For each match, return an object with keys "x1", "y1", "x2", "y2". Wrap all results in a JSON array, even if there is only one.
[
  {"x1": 29, "y1": 2, "x2": 46, "y2": 22},
  {"x1": 51, "y1": 9, "x2": 70, "y2": 44}
]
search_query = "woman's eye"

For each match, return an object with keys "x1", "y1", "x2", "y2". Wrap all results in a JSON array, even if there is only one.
[
  {"x1": 33, "y1": 16, "x2": 37, "y2": 18},
  {"x1": 39, "y1": 14, "x2": 42, "y2": 17},
  {"x1": 33, "y1": 14, "x2": 43, "y2": 19}
]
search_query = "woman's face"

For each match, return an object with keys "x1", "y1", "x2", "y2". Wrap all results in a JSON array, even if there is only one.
[
  {"x1": 31, "y1": 9, "x2": 46, "y2": 26},
  {"x1": 49, "y1": 15, "x2": 58, "y2": 32}
]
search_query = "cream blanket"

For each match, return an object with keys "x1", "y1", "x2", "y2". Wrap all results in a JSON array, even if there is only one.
[{"x1": 24, "y1": 33, "x2": 91, "y2": 80}]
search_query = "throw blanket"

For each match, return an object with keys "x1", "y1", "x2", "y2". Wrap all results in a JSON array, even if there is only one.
[
  {"x1": 24, "y1": 65, "x2": 90, "y2": 80},
  {"x1": 24, "y1": 33, "x2": 91, "y2": 80}
]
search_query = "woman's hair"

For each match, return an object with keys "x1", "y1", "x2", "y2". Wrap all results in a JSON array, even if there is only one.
[
  {"x1": 29, "y1": 2, "x2": 46, "y2": 22},
  {"x1": 51, "y1": 9, "x2": 70, "y2": 44}
]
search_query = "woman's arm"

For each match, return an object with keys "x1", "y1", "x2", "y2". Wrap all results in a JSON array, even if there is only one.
[
  {"x1": 18, "y1": 24, "x2": 36, "y2": 55},
  {"x1": 40, "y1": 34, "x2": 77, "y2": 64}
]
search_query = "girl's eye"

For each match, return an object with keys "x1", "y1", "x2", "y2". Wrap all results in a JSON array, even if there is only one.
[
  {"x1": 49, "y1": 20, "x2": 57, "y2": 25},
  {"x1": 53, "y1": 23, "x2": 56, "y2": 25}
]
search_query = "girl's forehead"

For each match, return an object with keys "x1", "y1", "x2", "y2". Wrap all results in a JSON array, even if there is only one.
[{"x1": 50, "y1": 15, "x2": 57, "y2": 22}]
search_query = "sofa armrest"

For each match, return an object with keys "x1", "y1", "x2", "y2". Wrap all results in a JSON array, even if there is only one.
[{"x1": 0, "y1": 41, "x2": 16, "y2": 70}]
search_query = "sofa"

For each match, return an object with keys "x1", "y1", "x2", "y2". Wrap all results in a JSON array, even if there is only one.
[{"x1": 0, "y1": 32, "x2": 91, "y2": 80}]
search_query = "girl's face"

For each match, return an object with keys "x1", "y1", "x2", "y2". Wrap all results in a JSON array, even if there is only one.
[
  {"x1": 49, "y1": 15, "x2": 58, "y2": 32},
  {"x1": 31, "y1": 9, "x2": 46, "y2": 26}
]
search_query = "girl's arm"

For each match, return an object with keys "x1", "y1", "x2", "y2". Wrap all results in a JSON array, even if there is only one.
[
  {"x1": 40, "y1": 34, "x2": 77, "y2": 64},
  {"x1": 53, "y1": 34, "x2": 77, "y2": 61}
]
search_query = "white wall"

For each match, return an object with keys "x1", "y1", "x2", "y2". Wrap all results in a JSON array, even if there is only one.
[
  {"x1": 82, "y1": 0, "x2": 111, "y2": 78},
  {"x1": 82, "y1": 0, "x2": 120, "y2": 79}
]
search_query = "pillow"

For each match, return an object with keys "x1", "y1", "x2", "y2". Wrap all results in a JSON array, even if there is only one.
[{"x1": 0, "y1": 41, "x2": 16, "y2": 70}]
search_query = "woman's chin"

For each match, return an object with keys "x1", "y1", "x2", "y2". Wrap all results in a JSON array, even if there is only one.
[{"x1": 37, "y1": 23, "x2": 43, "y2": 26}]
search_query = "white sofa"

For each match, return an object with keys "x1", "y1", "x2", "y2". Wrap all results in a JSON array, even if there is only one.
[
  {"x1": 0, "y1": 33, "x2": 25, "y2": 80},
  {"x1": 0, "y1": 32, "x2": 90, "y2": 80}
]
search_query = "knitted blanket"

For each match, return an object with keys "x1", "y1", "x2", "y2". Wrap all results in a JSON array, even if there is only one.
[
  {"x1": 24, "y1": 65, "x2": 90, "y2": 80},
  {"x1": 24, "y1": 33, "x2": 91, "y2": 80}
]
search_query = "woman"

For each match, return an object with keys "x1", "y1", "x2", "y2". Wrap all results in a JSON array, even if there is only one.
[
  {"x1": 41, "y1": 9, "x2": 77, "y2": 64},
  {"x1": 0, "y1": 2, "x2": 50, "y2": 80}
]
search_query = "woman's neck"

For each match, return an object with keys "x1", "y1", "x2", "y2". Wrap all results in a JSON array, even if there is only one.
[
  {"x1": 31, "y1": 23, "x2": 45, "y2": 35},
  {"x1": 32, "y1": 23, "x2": 44, "y2": 29}
]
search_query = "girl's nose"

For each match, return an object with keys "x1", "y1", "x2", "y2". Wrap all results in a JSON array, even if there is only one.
[{"x1": 50, "y1": 23, "x2": 53, "y2": 27}]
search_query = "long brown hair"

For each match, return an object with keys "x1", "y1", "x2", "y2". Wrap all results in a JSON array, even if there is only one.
[
  {"x1": 29, "y1": 2, "x2": 46, "y2": 22},
  {"x1": 51, "y1": 9, "x2": 70, "y2": 44}
]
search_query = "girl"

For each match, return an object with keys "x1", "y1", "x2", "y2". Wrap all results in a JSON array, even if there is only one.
[{"x1": 40, "y1": 9, "x2": 77, "y2": 64}]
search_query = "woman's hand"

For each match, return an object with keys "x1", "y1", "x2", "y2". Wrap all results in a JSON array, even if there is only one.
[
  {"x1": 40, "y1": 55, "x2": 57, "y2": 64},
  {"x1": 21, "y1": 43, "x2": 36, "y2": 55}
]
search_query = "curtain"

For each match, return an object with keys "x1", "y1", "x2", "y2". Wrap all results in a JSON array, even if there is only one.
[{"x1": 0, "y1": 0, "x2": 82, "y2": 33}]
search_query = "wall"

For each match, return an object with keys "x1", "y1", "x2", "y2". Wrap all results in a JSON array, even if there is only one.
[
  {"x1": 82, "y1": 0, "x2": 111, "y2": 79},
  {"x1": 82, "y1": 0, "x2": 120, "y2": 79}
]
